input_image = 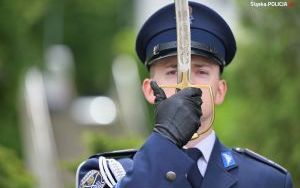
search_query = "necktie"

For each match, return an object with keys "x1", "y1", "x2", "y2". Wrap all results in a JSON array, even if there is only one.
[{"x1": 185, "y1": 148, "x2": 203, "y2": 188}]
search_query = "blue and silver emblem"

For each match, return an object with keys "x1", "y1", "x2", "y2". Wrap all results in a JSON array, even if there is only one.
[{"x1": 221, "y1": 151, "x2": 236, "y2": 169}]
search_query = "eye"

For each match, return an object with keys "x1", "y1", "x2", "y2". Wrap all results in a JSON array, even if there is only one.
[
  {"x1": 196, "y1": 69, "x2": 209, "y2": 75},
  {"x1": 166, "y1": 69, "x2": 177, "y2": 75}
]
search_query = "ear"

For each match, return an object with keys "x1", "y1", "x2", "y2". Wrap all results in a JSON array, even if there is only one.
[
  {"x1": 215, "y1": 79, "x2": 227, "y2": 105},
  {"x1": 142, "y1": 78, "x2": 155, "y2": 104}
]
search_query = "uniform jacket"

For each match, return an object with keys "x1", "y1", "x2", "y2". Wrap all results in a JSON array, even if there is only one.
[{"x1": 77, "y1": 132, "x2": 293, "y2": 188}]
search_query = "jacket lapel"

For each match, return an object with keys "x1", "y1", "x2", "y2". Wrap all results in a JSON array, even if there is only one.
[{"x1": 201, "y1": 138, "x2": 238, "y2": 188}]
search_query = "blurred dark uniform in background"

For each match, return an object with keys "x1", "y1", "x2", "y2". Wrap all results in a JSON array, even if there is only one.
[{"x1": 76, "y1": 2, "x2": 294, "y2": 188}]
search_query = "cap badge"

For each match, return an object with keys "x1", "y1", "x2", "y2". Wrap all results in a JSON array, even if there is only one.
[{"x1": 153, "y1": 44, "x2": 159, "y2": 55}]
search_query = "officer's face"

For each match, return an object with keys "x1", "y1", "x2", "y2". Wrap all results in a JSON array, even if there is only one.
[{"x1": 142, "y1": 55, "x2": 227, "y2": 134}]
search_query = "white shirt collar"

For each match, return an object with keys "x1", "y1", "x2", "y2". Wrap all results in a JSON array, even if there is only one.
[{"x1": 194, "y1": 130, "x2": 216, "y2": 163}]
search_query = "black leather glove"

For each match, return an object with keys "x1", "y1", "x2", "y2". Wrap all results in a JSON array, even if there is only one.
[{"x1": 150, "y1": 81, "x2": 202, "y2": 147}]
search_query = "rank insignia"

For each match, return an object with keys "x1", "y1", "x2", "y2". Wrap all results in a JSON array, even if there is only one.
[{"x1": 221, "y1": 151, "x2": 236, "y2": 169}]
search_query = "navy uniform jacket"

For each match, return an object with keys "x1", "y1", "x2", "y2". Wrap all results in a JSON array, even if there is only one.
[{"x1": 77, "y1": 133, "x2": 293, "y2": 188}]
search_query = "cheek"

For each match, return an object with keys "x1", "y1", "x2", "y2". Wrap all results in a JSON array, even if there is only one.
[
  {"x1": 158, "y1": 76, "x2": 177, "y2": 85},
  {"x1": 197, "y1": 76, "x2": 220, "y2": 100},
  {"x1": 200, "y1": 87, "x2": 213, "y2": 105},
  {"x1": 190, "y1": 74, "x2": 211, "y2": 85},
  {"x1": 162, "y1": 88, "x2": 177, "y2": 98},
  {"x1": 199, "y1": 87, "x2": 215, "y2": 120},
  {"x1": 211, "y1": 82, "x2": 221, "y2": 100},
  {"x1": 154, "y1": 76, "x2": 177, "y2": 98}
]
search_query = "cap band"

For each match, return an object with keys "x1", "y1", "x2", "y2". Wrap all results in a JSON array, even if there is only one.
[{"x1": 146, "y1": 41, "x2": 225, "y2": 67}]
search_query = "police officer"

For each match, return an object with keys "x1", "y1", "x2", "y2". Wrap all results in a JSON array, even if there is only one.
[{"x1": 76, "y1": 2, "x2": 294, "y2": 188}]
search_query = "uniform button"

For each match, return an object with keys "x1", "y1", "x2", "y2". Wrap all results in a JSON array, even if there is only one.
[{"x1": 166, "y1": 171, "x2": 176, "y2": 181}]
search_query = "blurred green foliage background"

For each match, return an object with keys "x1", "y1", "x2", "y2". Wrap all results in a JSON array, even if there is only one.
[{"x1": 0, "y1": 0, "x2": 299, "y2": 187}]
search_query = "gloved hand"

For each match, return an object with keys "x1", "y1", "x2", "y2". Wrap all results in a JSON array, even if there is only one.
[{"x1": 150, "y1": 81, "x2": 202, "y2": 147}]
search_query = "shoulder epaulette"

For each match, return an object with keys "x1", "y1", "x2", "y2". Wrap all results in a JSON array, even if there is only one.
[
  {"x1": 233, "y1": 147, "x2": 287, "y2": 174},
  {"x1": 77, "y1": 149, "x2": 136, "y2": 188},
  {"x1": 89, "y1": 149, "x2": 137, "y2": 159}
]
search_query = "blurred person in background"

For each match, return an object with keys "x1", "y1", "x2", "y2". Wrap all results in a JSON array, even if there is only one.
[{"x1": 76, "y1": 2, "x2": 293, "y2": 188}]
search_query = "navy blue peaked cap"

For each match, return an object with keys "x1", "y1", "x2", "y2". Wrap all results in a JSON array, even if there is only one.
[{"x1": 136, "y1": 1, "x2": 236, "y2": 68}]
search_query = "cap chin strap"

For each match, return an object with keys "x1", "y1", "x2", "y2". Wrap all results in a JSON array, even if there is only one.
[{"x1": 159, "y1": 71, "x2": 215, "y2": 140}]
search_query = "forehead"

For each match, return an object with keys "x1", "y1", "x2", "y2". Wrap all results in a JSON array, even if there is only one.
[{"x1": 151, "y1": 55, "x2": 219, "y2": 69}]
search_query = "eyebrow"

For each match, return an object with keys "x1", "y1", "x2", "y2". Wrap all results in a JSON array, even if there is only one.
[
  {"x1": 163, "y1": 60, "x2": 213, "y2": 69},
  {"x1": 193, "y1": 63, "x2": 211, "y2": 68},
  {"x1": 166, "y1": 63, "x2": 211, "y2": 68},
  {"x1": 164, "y1": 63, "x2": 177, "y2": 69},
  {"x1": 192, "y1": 64, "x2": 209, "y2": 68}
]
